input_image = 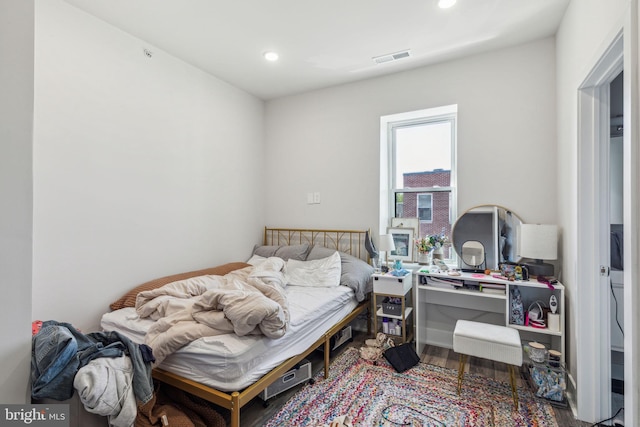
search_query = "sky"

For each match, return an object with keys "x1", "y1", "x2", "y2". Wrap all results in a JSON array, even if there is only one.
[{"x1": 395, "y1": 121, "x2": 452, "y2": 186}]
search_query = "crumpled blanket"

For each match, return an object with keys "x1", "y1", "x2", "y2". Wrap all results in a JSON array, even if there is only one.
[{"x1": 135, "y1": 258, "x2": 288, "y2": 365}]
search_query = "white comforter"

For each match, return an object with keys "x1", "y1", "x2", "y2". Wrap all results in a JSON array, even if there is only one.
[{"x1": 135, "y1": 258, "x2": 288, "y2": 365}]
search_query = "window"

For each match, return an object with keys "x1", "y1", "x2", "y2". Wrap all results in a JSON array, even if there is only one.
[
  {"x1": 380, "y1": 105, "x2": 457, "y2": 260},
  {"x1": 417, "y1": 193, "x2": 433, "y2": 222}
]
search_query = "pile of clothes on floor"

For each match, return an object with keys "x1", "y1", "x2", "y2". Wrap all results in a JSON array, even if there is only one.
[
  {"x1": 31, "y1": 320, "x2": 154, "y2": 427},
  {"x1": 31, "y1": 320, "x2": 225, "y2": 427}
]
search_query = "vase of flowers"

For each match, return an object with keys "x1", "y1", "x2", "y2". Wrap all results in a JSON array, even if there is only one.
[
  {"x1": 415, "y1": 237, "x2": 433, "y2": 264},
  {"x1": 416, "y1": 250, "x2": 432, "y2": 265},
  {"x1": 415, "y1": 232, "x2": 448, "y2": 264}
]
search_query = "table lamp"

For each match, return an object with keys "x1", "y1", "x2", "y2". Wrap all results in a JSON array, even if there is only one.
[
  {"x1": 518, "y1": 224, "x2": 558, "y2": 277},
  {"x1": 378, "y1": 234, "x2": 396, "y2": 271}
]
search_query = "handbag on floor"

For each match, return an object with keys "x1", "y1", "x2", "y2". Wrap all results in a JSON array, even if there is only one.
[{"x1": 383, "y1": 343, "x2": 420, "y2": 373}]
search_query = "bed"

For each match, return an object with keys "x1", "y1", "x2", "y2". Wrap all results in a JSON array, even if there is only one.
[{"x1": 101, "y1": 227, "x2": 374, "y2": 427}]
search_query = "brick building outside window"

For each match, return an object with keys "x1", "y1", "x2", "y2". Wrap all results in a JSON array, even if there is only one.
[{"x1": 398, "y1": 169, "x2": 451, "y2": 251}]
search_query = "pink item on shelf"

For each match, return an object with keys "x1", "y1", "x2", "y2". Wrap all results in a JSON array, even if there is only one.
[{"x1": 471, "y1": 274, "x2": 485, "y2": 278}]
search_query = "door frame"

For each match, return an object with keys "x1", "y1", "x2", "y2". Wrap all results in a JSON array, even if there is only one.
[
  {"x1": 576, "y1": 7, "x2": 639, "y2": 422},
  {"x1": 576, "y1": 31, "x2": 622, "y2": 422}
]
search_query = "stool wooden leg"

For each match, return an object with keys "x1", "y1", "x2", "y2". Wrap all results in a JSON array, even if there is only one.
[
  {"x1": 457, "y1": 354, "x2": 467, "y2": 395},
  {"x1": 508, "y1": 365, "x2": 519, "y2": 409}
]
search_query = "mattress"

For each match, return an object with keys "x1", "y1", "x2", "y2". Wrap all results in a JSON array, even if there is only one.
[{"x1": 101, "y1": 284, "x2": 358, "y2": 391}]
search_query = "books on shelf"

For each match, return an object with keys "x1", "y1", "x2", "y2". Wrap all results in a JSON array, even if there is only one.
[
  {"x1": 418, "y1": 274, "x2": 507, "y2": 294},
  {"x1": 479, "y1": 282, "x2": 506, "y2": 295},
  {"x1": 481, "y1": 287, "x2": 506, "y2": 295},
  {"x1": 420, "y1": 275, "x2": 464, "y2": 289},
  {"x1": 480, "y1": 283, "x2": 507, "y2": 295},
  {"x1": 478, "y1": 282, "x2": 505, "y2": 289}
]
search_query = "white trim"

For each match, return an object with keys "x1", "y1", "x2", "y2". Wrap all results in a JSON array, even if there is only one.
[
  {"x1": 381, "y1": 104, "x2": 458, "y2": 124},
  {"x1": 380, "y1": 104, "x2": 458, "y2": 236},
  {"x1": 576, "y1": 32, "x2": 622, "y2": 423},
  {"x1": 576, "y1": 13, "x2": 640, "y2": 423},
  {"x1": 623, "y1": 2, "x2": 639, "y2": 423}
]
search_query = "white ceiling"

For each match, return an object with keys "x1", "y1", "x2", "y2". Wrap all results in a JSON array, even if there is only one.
[{"x1": 62, "y1": 0, "x2": 570, "y2": 100}]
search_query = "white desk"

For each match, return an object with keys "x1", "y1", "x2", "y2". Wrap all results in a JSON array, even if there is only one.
[{"x1": 415, "y1": 270, "x2": 565, "y2": 364}]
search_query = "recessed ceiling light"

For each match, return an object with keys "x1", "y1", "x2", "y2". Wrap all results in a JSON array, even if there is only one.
[
  {"x1": 263, "y1": 51, "x2": 279, "y2": 62},
  {"x1": 438, "y1": 0, "x2": 456, "y2": 8}
]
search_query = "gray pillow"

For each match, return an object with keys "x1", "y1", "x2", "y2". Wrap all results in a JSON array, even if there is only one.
[
  {"x1": 306, "y1": 245, "x2": 337, "y2": 260},
  {"x1": 252, "y1": 244, "x2": 311, "y2": 261},
  {"x1": 307, "y1": 245, "x2": 374, "y2": 302}
]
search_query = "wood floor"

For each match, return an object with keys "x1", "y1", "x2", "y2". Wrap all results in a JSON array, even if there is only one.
[{"x1": 233, "y1": 329, "x2": 591, "y2": 427}]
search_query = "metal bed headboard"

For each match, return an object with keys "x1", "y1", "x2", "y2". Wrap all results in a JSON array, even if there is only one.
[{"x1": 263, "y1": 227, "x2": 370, "y2": 262}]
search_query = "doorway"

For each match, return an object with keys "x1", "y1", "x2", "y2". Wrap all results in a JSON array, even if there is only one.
[
  {"x1": 576, "y1": 32, "x2": 623, "y2": 423},
  {"x1": 608, "y1": 70, "x2": 624, "y2": 423}
]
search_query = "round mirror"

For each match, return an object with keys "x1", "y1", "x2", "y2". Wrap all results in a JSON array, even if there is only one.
[{"x1": 451, "y1": 205, "x2": 523, "y2": 270}]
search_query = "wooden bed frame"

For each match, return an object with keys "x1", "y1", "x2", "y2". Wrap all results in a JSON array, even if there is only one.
[{"x1": 152, "y1": 227, "x2": 372, "y2": 427}]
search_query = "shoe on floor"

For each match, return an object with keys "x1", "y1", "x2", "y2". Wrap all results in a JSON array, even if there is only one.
[
  {"x1": 359, "y1": 346, "x2": 382, "y2": 361},
  {"x1": 364, "y1": 332, "x2": 388, "y2": 348}
]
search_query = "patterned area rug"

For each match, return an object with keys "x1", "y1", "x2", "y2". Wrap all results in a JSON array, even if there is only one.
[{"x1": 264, "y1": 347, "x2": 558, "y2": 427}]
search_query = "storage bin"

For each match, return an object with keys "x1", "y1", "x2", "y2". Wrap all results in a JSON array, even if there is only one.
[
  {"x1": 528, "y1": 362, "x2": 567, "y2": 405},
  {"x1": 259, "y1": 359, "x2": 312, "y2": 401},
  {"x1": 382, "y1": 297, "x2": 402, "y2": 315}
]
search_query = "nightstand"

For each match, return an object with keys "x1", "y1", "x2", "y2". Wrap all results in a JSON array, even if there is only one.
[{"x1": 372, "y1": 271, "x2": 414, "y2": 344}]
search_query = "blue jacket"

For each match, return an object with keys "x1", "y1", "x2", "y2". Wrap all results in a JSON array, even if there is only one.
[{"x1": 31, "y1": 320, "x2": 153, "y2": 404}]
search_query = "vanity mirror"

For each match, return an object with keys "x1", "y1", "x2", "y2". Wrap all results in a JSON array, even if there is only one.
[
  {"x1": 451, "y1": 205, "x2": 523, "y2": 271},
  {"x1": 461, "y1": 240, "x2": 485, "y2": 269}
]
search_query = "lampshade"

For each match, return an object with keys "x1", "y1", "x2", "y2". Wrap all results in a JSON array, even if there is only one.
[
  {"x1": 378, "y1": 234, "x2": 396, "y2": 252},
  {"x1": 518, "y1": 224, "x2": 558, "y2": 261}
]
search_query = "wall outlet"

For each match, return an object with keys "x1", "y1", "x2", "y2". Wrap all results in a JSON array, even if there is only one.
[
  {"x1": 307, "y1": 192, "x2": 314, "y2": 204},
  {"x1": 313, "y1": 192, "x2": 321, "y2": 204}
]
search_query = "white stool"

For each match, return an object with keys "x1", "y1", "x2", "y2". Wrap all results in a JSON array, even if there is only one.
[{"x1": 453, "y1": 320, "x2": 523, "y2": 408}]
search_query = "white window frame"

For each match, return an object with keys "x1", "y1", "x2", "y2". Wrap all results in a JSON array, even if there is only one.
[{"x1": 379, "y1": 105, "x2": 457, "y2": 259}]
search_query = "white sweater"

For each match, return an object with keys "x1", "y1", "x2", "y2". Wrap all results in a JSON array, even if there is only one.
[{"x1": 73, "y1": 355, "x2": 137, "y2": 427}]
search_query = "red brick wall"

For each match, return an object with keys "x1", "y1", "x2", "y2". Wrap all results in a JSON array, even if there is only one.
[{"x1": 401, "y1": 169, "x2": 451, "y2": 244}]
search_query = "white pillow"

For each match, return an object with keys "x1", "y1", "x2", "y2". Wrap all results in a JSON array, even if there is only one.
[
  {"x1": 247, "y1": 254, "x2": 267, "y2": 266},
  {"x1": 285, "y1": 251, "x2": 341, "y2": 287}
]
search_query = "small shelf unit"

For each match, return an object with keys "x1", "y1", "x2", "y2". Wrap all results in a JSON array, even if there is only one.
[{"x1": 371, "y1": 271, "x2": 414, "y2": 345}]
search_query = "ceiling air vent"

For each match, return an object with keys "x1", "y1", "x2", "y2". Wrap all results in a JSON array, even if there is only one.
[{"x1": 373, "y1": 49, "x2": 411, "y2": 64}]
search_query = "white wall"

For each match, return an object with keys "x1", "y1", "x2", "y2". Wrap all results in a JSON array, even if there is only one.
[
  {"x1": 33, "y1": 0, "x2": 265, "y2": 332},
  {"x1": 0, "y1": 0, "x2": 34, "y2": 404},
  {"x1": 555, "y1": 0, "x2": 634, "y2": 422},
  {"x1": 265, "y1": 38, "x2": 557, "y2": 232}
]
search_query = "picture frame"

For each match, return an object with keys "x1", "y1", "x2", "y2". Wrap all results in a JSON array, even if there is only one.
[
  {"x1": 390, "y1": 217, "x2": 419, "y2": 240},
  {"x1": 387, "y1": 227, "x2": 414, "y2": 262}
]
